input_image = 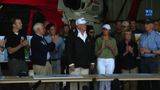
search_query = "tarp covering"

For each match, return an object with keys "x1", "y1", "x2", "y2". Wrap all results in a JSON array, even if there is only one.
[
  {"x1": 0, "y1": 0, "x2": 58, "y2": 10},
  {"x1": 0, "y1": 0, "x2": 63, "y2": 35},
  {"x1": 27, "y1": 10, "x2": 63, "y2": 35},
  {"x1": 127, "y1": 0, "x2": 141, "y2": 20}
]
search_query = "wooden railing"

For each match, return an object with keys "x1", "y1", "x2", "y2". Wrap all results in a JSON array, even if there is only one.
[{"x1": 0, "y1": 74, "x2": 160, "y2": 84}]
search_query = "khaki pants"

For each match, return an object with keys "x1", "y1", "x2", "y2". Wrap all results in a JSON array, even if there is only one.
[
  {"x1": 69, "y1": 67, "x2": 89, "y2": 90},
  {"x1": 122, "y1": 67, "x2": 138, "y2": 90},
  {"x1": 33, "y1": 61, "x2": 53, "y2": 90}
]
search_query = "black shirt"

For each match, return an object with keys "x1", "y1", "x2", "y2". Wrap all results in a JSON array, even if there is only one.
[
  {"x1": 118, "y1": 41, "x2": 138, "y2": 70},
  {"x1": 5, "y1": 32, "x2": 25, "y2": 60}
]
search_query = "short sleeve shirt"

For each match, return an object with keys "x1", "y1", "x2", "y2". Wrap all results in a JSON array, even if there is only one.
[{"x1": 5, "y1": 32, "x2": 25, "y2": 60}]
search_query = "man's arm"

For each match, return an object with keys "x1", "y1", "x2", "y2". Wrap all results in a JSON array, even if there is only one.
[
  {"x1": 57, "y1": 37, "x2": 65, "y2": 56},
  {"x1": 7, "y1": 40, "x2": 28, "y2": 54},
  {"x1": 153, "y1": 35, "x2": 160, "y2": 55},
  {"x1": 66, "y1": 36, "x2": 75, "y2": 67},
  {"x1": 89, "y1": 41, "x2": 96, "y2": 70}
]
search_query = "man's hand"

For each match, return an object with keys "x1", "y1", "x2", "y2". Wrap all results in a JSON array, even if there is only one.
[
  {"x1": 90, "y1": 63, "x2": 95, "y2": 70},
  {"x1": 69, "y1": 65, "x2": 75, "y2": 72},
  {"x1": 21, "y1": 40, "x2": 28, "y2": 46},
  {"x1": 140, "y1": 48, "x2": 151, "y2": 54},
  {"x1": 51, "y1": 35, "x2": 58, "y2": 43}
]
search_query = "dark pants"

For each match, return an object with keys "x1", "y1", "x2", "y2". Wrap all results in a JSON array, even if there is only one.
[
  {"x1": 139, "y1": 57, "x2": 159, "y2": 90},
  {"x1": 140, "y1": 57, "x2": 158, "y2": 73},
  {"x1": 8, "y1": 59, "x2": 28, "y2": 76},
  {"x1": 0, "y1": 84, "x2": 31, "y2": 90},
  {"x1": 0, "y1": 65, "x2": 2, "y2": 75},
  {"x1": 7, "y1": 59, "x2": 30, "y2": 90}
]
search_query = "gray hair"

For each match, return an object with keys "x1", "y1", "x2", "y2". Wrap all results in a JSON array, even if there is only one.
[{"x1": 33, "y1": 23, "x2": 44, "y2": 32}]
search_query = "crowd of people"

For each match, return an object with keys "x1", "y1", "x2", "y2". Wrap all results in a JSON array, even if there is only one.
[{"x1": 0, "y1": 17, "x2": 160, "y2": 90}]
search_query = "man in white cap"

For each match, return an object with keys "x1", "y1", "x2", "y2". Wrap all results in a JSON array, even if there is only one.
[
  {"x1": 95, "y1": 24, "x2": 118, "y2": 90},
  {"x1": 66, "y1": 17, "x2": 96, "y2": 90}
]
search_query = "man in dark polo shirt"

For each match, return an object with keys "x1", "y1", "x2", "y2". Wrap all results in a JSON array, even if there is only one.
[
  {"x1": 4, "y1": 17, "x2": 31, "y2": 90},
  {"x1": 5, "y1": 17, "x2": 28, "y2": 76}
]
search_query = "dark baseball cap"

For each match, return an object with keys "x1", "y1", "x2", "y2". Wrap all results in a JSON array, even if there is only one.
[{"x1": 144, "y1": 18, "x2": 154, "y2": 24}]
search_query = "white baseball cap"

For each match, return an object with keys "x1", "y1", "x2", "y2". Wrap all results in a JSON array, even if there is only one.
[
  {"x1": 76, "y1": 17, "x2": 87, "y2": 25},
  {"x1": 102, "y1": 24, "x2": 111, "y2": 30}
]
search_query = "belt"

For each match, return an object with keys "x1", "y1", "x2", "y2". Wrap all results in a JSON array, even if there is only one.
[{"x1": 141, "y1": 56, "x2": 157, "y2": 59}]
